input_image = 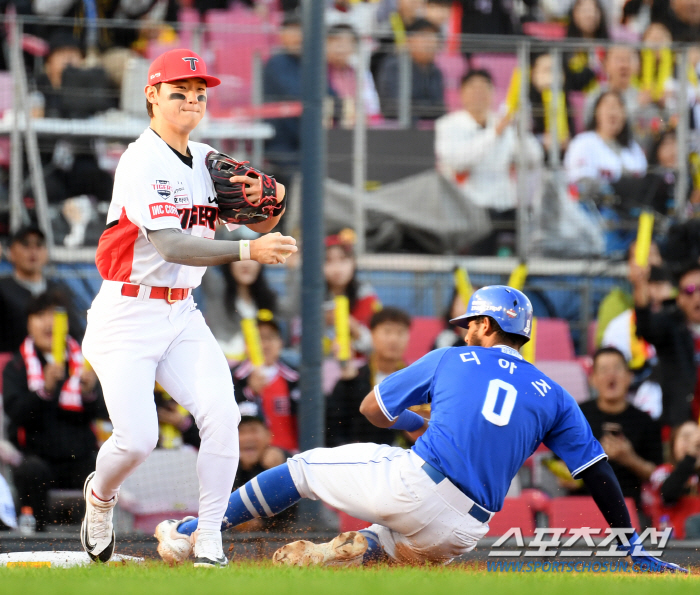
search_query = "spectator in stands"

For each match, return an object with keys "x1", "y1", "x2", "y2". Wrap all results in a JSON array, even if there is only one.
[
  {"x1": 155, "y1": 385, "x2": 200, "y2": 449},
  {"x1": 583, "y1": 46, "x2": 647, "y2": 124},
  {"x1": 324, "y1": 230, "x2": 381, "y2": 357},
  {"x1": 326, "y1": 0, "x2": 379, "y2": 34},
  {"x1": 377, "y1": 19, "x2": 446, "y2": 121},
  {"x1": 230, "y1": 401, "x2": 295, "y2": 531},
  {"x1": 424, "y1": 0, "x2": 453, "y2": 34},
  {"x1": 0, "y1": 226, "x2": 83, "y2": 353},
  {"x1": 596, "y1": 239, "x2": 663, "y2": 347},
  {"x1": 653, "y1": 0, "x2": 700, "y2": 42},
  {"x1": 645, "y1": 420, "x2": 700, "y2": 538},
  {"x1": 632, "y1": 262, "x2": 700, "y2": 426},
  {"x1": 202, "y1": 260, "x2": 278, "y2": 362},
  {"x1": 326, "y1": 307, "x2": 411, "y2": 447},
  {"x1": 2, "y1": 292, "x2": 105, "y2": 531},
  {"x1": 435, "y1": 69, "x2": 543, "y2": 255},
  {"x1": 645, "y1": 128, "x2": 687, "y2": 216},
  {"x1": 565, "y1": 90, "x2": 647, "y2": 186},
  {"x1": 432, "y1": 288, "x2": 467, "y2": 349},
  {"x1": 530, "y1": 52, "x2": 575, "y2": 160},
  {"x1": 264, "y1": 14, "x2": 303, "y2": 181},
  {"x1": 564, "y1": 0, "x2": 608, "y2": 92},
  {"x1": 326, "y1": 24, "x2": 381, "y2": 127},
  {"x1": 232, "y1": 317, "x2": 299, "y2": 452},
  {"x1": 372, "y1": 0, "x2": 424, "y2": 80},
  {"x1": 459, "y1": 0, "x2": 534, "y2": 36},
  {"x1": 664, "y1": 218, "x2": 700, "y2": 267},
  {"x1": 579, "y1": 347, "x2": 663, "y2": 504},
  {"x1": 602, "y1": 264, "x2": 674, "y2": 420},
  {"x1": 34, "y1": 31, "x2": 116, "y2": 248}
]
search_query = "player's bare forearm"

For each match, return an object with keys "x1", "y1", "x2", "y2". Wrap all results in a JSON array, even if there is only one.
[
  {"x1": 246, "y1": 208, "x2": 285, "y2": 233},
  {"x1": 359, "y1": 389, "x2": 394, "y2": 428},
  {"x1": 148, "y1": 228, "x2": 297, "y2": 266}
]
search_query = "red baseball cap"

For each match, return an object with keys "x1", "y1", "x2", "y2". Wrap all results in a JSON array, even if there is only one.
[{"x1": 147, "y1": 49, "x2": 221, "y2": 88}]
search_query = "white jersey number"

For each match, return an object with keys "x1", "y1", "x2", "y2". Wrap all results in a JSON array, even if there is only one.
[{"x1": 481, "y1": 379, "x2": 518, "y2": 427}]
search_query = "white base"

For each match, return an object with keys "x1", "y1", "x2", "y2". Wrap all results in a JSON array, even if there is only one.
[{"x1": 0, "y1": 551, "x2": 144, "y2": 567}]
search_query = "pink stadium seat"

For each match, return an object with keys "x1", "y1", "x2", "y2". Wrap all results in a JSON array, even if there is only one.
[
  {"x1": 536, "y1": 360, "x2": 589, "y2": 403},
  {"x1": 547, "y1": 496, "x2": 641, "y2": 532},
  {"x1": 534, "y1": 318, "x2": 575, "y2": 361},
  {"x1": 436, "y1": 51, "x2": 468, "y2": 113},
  {"x1": 469, "y1": 54, "x2": 518, "y2": 109},
  {"x1": 522, "y1": 21, "x2": 567, "y2": 40},
  {"x1": 404, "y1": 316, "x2": 444, "y2": 364},
  {"x1": 488, "y1": 496, "x2": 536, "y2": 537}
]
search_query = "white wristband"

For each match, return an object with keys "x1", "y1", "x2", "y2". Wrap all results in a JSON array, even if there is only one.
[{"x1": 239, "y1": 240, "x2": 251, "y2": 261}]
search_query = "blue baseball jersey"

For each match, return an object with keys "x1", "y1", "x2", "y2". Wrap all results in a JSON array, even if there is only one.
[{"x1": 375, "y1": 345, "x2": 606, "y2": 513}]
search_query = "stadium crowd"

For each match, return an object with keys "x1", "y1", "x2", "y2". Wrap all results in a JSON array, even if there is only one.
[{"x1": 2, "y1": 0, "x2": 700, "y2": 540}]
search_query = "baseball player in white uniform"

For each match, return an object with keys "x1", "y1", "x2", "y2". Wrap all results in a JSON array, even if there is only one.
[{"x1": 80, "y1": 48, "x2": 297, "y2": 568}]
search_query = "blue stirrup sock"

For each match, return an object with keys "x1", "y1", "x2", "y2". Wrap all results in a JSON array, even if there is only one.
[
  {"x1": 359, "y1": 529, "x2": 388, "y2": 564},
  {"x1": 177, "y1": 463, "x2": 301, "y2": 536}
]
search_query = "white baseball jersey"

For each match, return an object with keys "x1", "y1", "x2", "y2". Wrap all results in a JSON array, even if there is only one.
[{"x1": 96, "y1": 127, "x2": 220, "y2": 289}]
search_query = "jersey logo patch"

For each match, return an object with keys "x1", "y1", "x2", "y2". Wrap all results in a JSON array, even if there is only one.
[
  {"x1": 178, "y1": 205, "x2": 218, "y2": 231},
  {"x1": 149, "y1": 202, "x2": 179, "y2": 219},
  {"x1": 153, "y1": 180, "x2": 172, "y2": 198}
]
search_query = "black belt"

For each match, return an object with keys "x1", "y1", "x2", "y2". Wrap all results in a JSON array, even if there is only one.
[{"x1": 421, "y1": 462, "x2": 492, "y2": 524}]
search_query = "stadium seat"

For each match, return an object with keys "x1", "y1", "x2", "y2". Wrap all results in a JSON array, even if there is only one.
[
  {"x1": 547, "y1": 496, "x2": 641, "y2": 532},
  {"x1": 536, "y1": 360, "x2": 589, "y2": 403},
  {"x1": 436, "y1": 51, "x2": 468, "y2": 113},
  {"x1": 337, "y1": 510, "x2": 371, "y2": 533},
  {"x1": 488, "y1": 496, "x2": 536, "y2": 537},
  {"x1": 587, "y1": 320, "x2": 598, "y2": 355},
  {"x1": 405, "y1": 316, "x2": 444, "y2": 364},
  {"x1": 522, "y1": 21, "x2": 567, "y2": 40},
  {"x1": 534, "y1": 318, "x2": 575, "y2": 361}
]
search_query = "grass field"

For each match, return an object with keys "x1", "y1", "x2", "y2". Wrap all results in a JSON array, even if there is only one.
[{"x1": 1, "y1": 561, "x2": 699, "y2": 595}]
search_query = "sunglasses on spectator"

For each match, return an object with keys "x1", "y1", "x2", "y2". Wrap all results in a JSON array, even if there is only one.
[{"x1": 680, "y1": 284, "x2": 700, "y2": 296}]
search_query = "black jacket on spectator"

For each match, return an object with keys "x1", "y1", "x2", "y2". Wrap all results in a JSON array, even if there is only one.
[
  {"x1": 459, "y1": 0, "x2": 535, "y2": 35},
  {"x1": 660, "y1": 454, "x2": 700, "y2": 505},
  {"x1": 2, "y1": 350, "x2": 105, "y2": 462},
  {"x1": 377, "y1": 55, "x2": 445, "y2": 120},
  {"x1": 664, "y1": 219, "x2": 700, "y2": 270},
  {"x1": 0, "y1": 277, "x2": 84, "y2": 353},
  {"x1": 635, "y1": 303, "x2": 696, "y2": 426},
  {"x1": 326, "y1": 363, "x2": 397, "y2": 447},
  {"x1": 579, "y1": 399, "x2": 663, "y2": 503}
]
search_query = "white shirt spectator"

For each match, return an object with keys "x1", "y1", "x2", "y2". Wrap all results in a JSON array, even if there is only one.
[
  {"x1": 435, "y1": 110, "x2": 543, "y2": 211},
  {"x1": 564, "y1": 130, "x2": 647, "y2": 184}
]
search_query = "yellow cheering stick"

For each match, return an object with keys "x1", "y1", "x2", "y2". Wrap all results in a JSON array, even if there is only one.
[
  {"x1": 241, "y1": 318, "x2": 265, "y2": 367},
  {"x1": 505, "y1": 67, "x2": 522, "y2": 116},
  {"x1": 51, "y1": 309, "x2": 69, "y2": 365},
  {"x1": 453, "y1": 267, "x2": 473, "y2": 307},
  {"x1": 634, "y1": 211, "x2": 655, "y2": 268},
  {"x1": 334, "y1": 295, "x2": 352, "y2": 362},
  {"x1": 508, "y1": 262, "x2": 528, "y2": 291}
]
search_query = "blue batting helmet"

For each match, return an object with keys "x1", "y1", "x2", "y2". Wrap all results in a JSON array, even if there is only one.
[{"x1": 450, "y1": 285, "x2": 533, "y2": 342}]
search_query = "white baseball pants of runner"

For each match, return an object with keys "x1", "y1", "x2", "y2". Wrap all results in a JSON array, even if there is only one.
[
  {"x1": 287, "y1": 443, "x2": 491, "y2": 564},
  {"x1": 82, "y1": 280, "x2": 240, "y2": 532}
]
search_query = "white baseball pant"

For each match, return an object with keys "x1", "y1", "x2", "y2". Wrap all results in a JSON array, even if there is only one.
[
  {"x1": 287, "y1": 443, "x2": 491, "y2": 564},
  {"x1": 82, "y1": 280, "x2": 240, "y2": 532}
]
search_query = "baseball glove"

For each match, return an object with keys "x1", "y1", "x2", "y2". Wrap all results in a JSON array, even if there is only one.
[{"x1": 206, "y1": 151, "x2": 285, "y2": 224}]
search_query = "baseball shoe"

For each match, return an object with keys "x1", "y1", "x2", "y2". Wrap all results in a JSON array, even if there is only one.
[
  {"x1": 272, "y1": 531, "x2": 368, "y2": 567},
  {"x1": 154, "y1": 517, "x2": 196, "y2": 565},
  {"x1": 193, "y1": 530, "x2": 228, "y2": 568},
  {"x1": 80, "y1": 472, "x2": 118, "y2": 563}
]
